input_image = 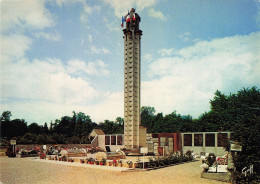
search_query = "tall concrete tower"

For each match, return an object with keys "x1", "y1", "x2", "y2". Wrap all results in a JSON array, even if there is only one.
[{"x1": 123, "y1": 9, "x2": 142, "y2": 149}]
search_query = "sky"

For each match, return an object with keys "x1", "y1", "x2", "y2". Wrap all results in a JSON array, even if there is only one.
[{"x1": 1, "y1": 0, "x2": 260, "y2": 125}]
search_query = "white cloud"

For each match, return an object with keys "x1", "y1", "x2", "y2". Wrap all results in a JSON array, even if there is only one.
[
  {"x1": 143, "y1": 53, "x2": 153, "y2": 63},
  {"x1": 0, "y1": 58, "x2": 98, "y2": 103},
  {"x1": 103, "y1": 0, "x2": 157, "y2": 18},
  {"x1": 55, "y1": 0, "x2": 96, "y2": 23},
  {"x1": 1, "y1": 0, "x2": 54, "y2": 33},
  {"x1": 90, "y1": 46, "x2": 110, "y2": 54},
  {"x1": 0, "y1": 0, "x2": 119, "y2": 124},
  {"x1": 147, "y1": 8, "x2": 166, "y2": 20},
  {"x1": 67, "y1": 59, "x2": 109, "y2": 76},
  {"x1": 158, "y1": 48, "x2": 175, "y2": 56},
  {"x1": 179, "y1": 32, "x2": 191, "y2": 42},
  {"x1": 0, "y1": 34, "x2": 32, "y2": 63},
  {"x1": 0, "y1": 56, "x2": 117, "y2": 123},
  {"x1": 34, "y1": 31, "x2": 61, "y2": 41},
  {"x1": 143, "y1": 32, "x2": 260, "y2": 118}
]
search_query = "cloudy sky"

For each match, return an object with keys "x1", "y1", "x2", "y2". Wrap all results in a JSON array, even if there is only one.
[{"x1": 1, "y1": 0, "x2": 260, "y2": 125}]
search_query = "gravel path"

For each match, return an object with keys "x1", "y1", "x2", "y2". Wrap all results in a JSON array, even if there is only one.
[{"x1": 0, "y1": 157, "x2": 228, "y2": 184}]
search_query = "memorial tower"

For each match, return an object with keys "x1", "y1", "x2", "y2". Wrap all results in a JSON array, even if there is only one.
[{"x1": 122, "y1": 8, "x2": 142, "y2": 149}]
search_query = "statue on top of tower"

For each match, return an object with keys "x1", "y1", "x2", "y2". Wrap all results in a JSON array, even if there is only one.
[{"x1": 122, "y1": 8, "x2": 141, "y2": 31}]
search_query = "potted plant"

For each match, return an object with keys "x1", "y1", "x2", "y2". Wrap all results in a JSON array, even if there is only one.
[
  {"x1": 127, "y1": 160, "x2": 133, "y2": 168},
  {"x1": 118, "y1": 160, "x2": 123, "y2": 167},
  {"x1": 108, "y1": 161, "x2": 112, "y2": 166},
  {"x1": 40, "y1": 153, "x2": 46, "y2": 159},
  {"x1": 87, "y1": 157, "x2": 95, "y2": 164},
  {"x1": 100, "y1": 158, "x2": 106, "y2": 166},
  {"x1": 113, "y1": 159, "x2": 117, "y2": 167},
  {"x1": 80, "y1": 159, "x2": 85, "y2": 164},
  {"x1": 69, "y1": 158, "x2": 74, "y2": 162},
  {"x1": 95, "y1": 160, "x2": 99, "y2": 165},
  {"x1": 61, "y1": 155, "x2": 67, "y2": 161}
]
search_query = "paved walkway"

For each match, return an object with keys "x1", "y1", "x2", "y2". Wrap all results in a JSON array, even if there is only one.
[{"x1": 0, "y1": 157, "x2": 229, "y2": 184}]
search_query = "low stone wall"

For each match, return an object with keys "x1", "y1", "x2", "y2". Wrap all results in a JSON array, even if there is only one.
[{"x1": 16, "y1": 144, "x2": 92, "y2": 150}]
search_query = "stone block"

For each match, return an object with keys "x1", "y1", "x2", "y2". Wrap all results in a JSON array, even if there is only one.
[
  {"x1": 217, "y1": 165, "x2": 228, "y2": 173},
  {"x1": 208, "y1": 167, "x2": 217, "y2": 173}
]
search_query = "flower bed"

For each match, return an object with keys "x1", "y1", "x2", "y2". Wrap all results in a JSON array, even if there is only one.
[{"x1": 139, "y1": 152, "x2": 194, "y2": 169}]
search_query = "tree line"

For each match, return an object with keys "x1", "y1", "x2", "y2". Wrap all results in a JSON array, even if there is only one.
[
  {"x1": 1, "y1": 87, "x2": 259, "y2": 144},
  {"x1": 0, "y1": 111, "x2": 124, "y2": 145},
  {"x1": 1, "y1": 86, "x2": 259, "y2": 182}
]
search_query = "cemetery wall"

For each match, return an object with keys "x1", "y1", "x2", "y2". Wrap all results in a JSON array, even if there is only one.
[{"x1": 181, "y1": 132, "x2": 230, "y2": 156}]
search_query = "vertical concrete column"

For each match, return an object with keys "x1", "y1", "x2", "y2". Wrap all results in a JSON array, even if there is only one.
[{"x1": 123, "y1": 27, "x2": 142, "y2": 149}]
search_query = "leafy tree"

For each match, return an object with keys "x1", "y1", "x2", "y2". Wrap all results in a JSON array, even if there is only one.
[
  {"x1": 98, "y1": 119, "x2": 123, "y2": 134},
  {"x1": 1, "y1": 118, "x2": 27, "y2": 138},
  {"x1": 116, "y1": 117, "x2": 124, "y2": 126},
  {"x1": 28, "y1": 123, "x2": 42, "y2": 135},
  {"x1": 202, "y1": 87, "x2": 260, "y2": 183},
  {"x1": 152, "y1": 113, "x2": 164, "y2": 133},
  {"x1": 227, "y1": 87, "x2": 260, "y2": 183},
  {"x1": 141, "y1": 106, "x2": 156, "y2": 115},
  {"x1": 21, "y1": 133, "x2": 37, "y2": 144},
  {"x1": 0, "y1": 111, "x2": 12, "y2": 121},
  {"x1": 141, "y1": 106, "x2": 155, "y2": 132},
  {"x1": 49, "y1": 121, "x2": 53, "y2": 134},
  {"x1": 42, "y1": 122, "x2": 49, "y2": 134},
  {"x1": 73, "y1": 112, "x2": 93, "y2": 137},
  {"x1": 56, "y1": 116, "x2": 73, "y2": 137}
]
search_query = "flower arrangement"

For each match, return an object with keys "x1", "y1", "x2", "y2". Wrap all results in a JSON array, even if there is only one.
[
  {"x1": 126, "y1": 160, "x2": 133, "y2": 168},
  {"x1": 80, "y1": 159, "x2": 85, "y2": 164},
  {"x1": 107, "y1": 161, "x2": 112, "y2": 166},
  {"x1": 113, "y1": 159, "x2": 118, "y2": 167},
  {"x1": 87, "y1": 157, "x2": 95, "y2": 164},
  {"x1": 118, "y1": 160, "x2": 122, "y2": 167},
  {"x1": 61, "y1": 155, "x2": 67, "y2": 161},
  {"x1": 40, "y1": 153, "x2": 46, "y2": 159},
  {"x1": 100, "y1": 158, "x2": 106, "y2": 166}
]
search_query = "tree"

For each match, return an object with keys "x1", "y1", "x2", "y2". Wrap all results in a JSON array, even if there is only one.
[
  {"x1": 73, "y1": 112, "x2": 93, "y2": 137},
  {"x1": 202, "y1": 87, "x2": 260, "y2": 183},
  {"x1": 0, "y1": 118, "x2": 27, "y2": 138},
  {"x1": 152, "y1": 113, "x2": 164, "y2": 133},
  {"x1": 141, "y1": 106, "x2": 156, "y2": 116},
  {"x1": 0, "y1": 111, "x2": 12, "y2": 121},
  {"x1": 227, "y1": 87, "x2": 260, "y2": 183},
  {"x1": 116, "y1": 117, "x2": 124, "y2": 126},
  {"x1": 56, "y1": 116, "x2": 73, "y2": 137},
  {"x1": 28, "y1": 123, "x2": 41, "y2": 135},
  {"x1": 42, "y1": 122, "x2": 49, "y2": 134},
  {"x1": 141, "y1": 106, "x2": 156, "y2": 132}
]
